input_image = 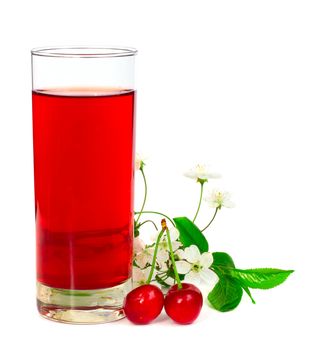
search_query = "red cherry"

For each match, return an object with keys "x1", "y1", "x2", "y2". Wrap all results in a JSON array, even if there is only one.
[
  {"x1": 124, "y1": 284, "x2": 164, "y2": 324},
  {"x1": 164, "y1": 283, "x2": 203, "y2": 324}
]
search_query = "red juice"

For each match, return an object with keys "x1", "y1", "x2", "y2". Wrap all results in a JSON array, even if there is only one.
[{"x1": 32, "y1": 89, "x2": 135, "y2": 290}]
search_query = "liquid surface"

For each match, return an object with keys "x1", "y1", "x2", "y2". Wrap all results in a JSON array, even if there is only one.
[{"x1": 32, "y1": 89, "x2": 135, "y2": 289}]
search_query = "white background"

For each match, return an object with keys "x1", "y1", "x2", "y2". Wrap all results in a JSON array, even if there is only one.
[{"x1": 0, "y1": 0, "x2": 309, "y2": 349}]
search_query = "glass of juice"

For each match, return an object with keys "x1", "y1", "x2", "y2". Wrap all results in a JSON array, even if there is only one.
[{"x1": 31, "y1": 47, "x2": 137, "y2": 324}]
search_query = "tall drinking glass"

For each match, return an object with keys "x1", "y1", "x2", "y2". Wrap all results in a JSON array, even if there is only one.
[{"x1": 31, "y1": 47, "x2": 137, "y2": 324}]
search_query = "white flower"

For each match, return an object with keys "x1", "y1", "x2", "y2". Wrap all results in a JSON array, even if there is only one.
[
  {"x1": 135, "y1": 243, "x2": 170, "y2": 270},
  {"x1": 184, "y1": 164, "x2": 221, "y2": 182},
  {"x1": 149, "y1": 227, "x2": 182, "y2": 266},
  {"x1": 205, "y1": 189, "x2": 234, "y2": 209},
  {"x1": 135, "y1": 246, "x2": 154, "y2": 268},
  {"x1": 175, "y1": 245, "x2": 218, "y2": 287},
  {"x1": 135, "y1": 153, "x2": 146, "y2": 171},
  {"x1": 168, "y1": 227, "x2": 180, "y2": 241},
  {"x1": 133, "y1": 237, "x2": 145, "y2": 255},
  {"x1": 155, "y1": 248, "x2": 169, "y2": 269},
  {"x1": 158, "y1": 228, "x2": 182, "y2": 253},
  {"x1": 175, "y1": 249, "x2": 185, "y2": 260},
  {"x1": 132, "y1": 266, "x2": 151, "y2": 287},
  {"x1": 150, "y1": 227, "x2": 179, "y2": 244}
]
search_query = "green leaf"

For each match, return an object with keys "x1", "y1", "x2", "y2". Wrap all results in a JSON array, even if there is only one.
[
  {"x1": 173, "y1": 217, "x2": 209, "y2": 253},
  {"x1": 212, "y1": 252, "x2": 256, "y2": 304},
  {"x1": 230, "y1": 268, "x2": 294, "y2": 290},
  {"x1": 208, "y1": 275, "x2": 243, "y2": 312},
  {"x1": 212, "y1": 252, "x2": 235, "y2": 268},
  {"x1": 210, "y1": 252, "x2": 293, "y2": 307},
  {"x1": 240, "y1": 284, "x2": 256, "y2": 304}
]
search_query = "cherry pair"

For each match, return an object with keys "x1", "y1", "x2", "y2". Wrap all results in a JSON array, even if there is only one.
[{"x1": 123, "y1": 283, "x2": 203, "y2": 325}]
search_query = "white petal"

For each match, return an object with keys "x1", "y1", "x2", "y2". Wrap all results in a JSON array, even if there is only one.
[
  {"x1": 158, "y1": 240, "x2": 168, "y2": 251},
  {"x1": 184, "y1": 271, "x2": 202, "y2": 285},
  {"x1": 204, "y1": 201, "x2": 216, "y2": 208},
  {"x1": 135, "y1": 153, "x2": 147, "y2": 170},
  {"x1": 208, "y1": 202, "x2": 220, "y2": 208},
  {"x1": 169, "y1": 227, "x2": 180, "y2": 241},
  {"x1": 183, "y1": 169, "x2": 198, "y2": 179},
  {"x1": 195, "y1": 164, "x2": 208, "y2": 179},
  {"x1": 205, "y1": 189, "x2": 219, "y2": 204},
  {"x1": 223, "y1": 200, "x2": 235, "y2": 208},
  {"x1": 205, "y1": 189, "x2": 233, "y2": 209},
  {"x1": 135, "y1": 253, "x2": 147, "y2": 268},
  {"x1": 156, "y1": 249, "x2": 169, "y2": 263},
  {"x1": 206, "y1": 172, "x2": 221, "y2": 179},
  {"x1": 133, "y1": 237, "x2": 145, "y2": 254},
  {"x1": 175, "y1": 249, "x2": 185, "y2": 260},
  {"x1": 132, "y1": 266, "x2": 143, "y2": 281},
  {"x1": 132, "y1": 266, "x2": 151, "y2": 287},
  {"x1": 146, "y1": 250, "x2": 154, "y2": 265},
  {"x1": 135, "y1": 159, "x2": 141, "y2": 171},
  {"x1": 200, "y1": 252, "x2": 213, "y2": 268},
  {"x1": 172, "y1": 241, "x2": 182, "y2": 251},
  {"x1": 164, "y1": 277, "x2": 175, "y2": 286},
  {"x1": 183, "y1": 245, "x2": 201, "y2": 263},
  {"x1": 175, "y1": 260, "x2": 192, "y2": 274},
  {"x1": 157, "y1": 261, "x2": 166, "y2": 271},
  {"x1": 132, "y1": 280, "x2": 140, "y2": 288},
  {"x1": 185, "y1": 165, "x2": 207, "y2": 180},
  {"x1": 135, "y1": 248, "x2": 153, "y2": 268},
  {"x1": 184, "y1": 165, "x2": 220, "y2": 181},
  {"x1": 199, "y1": 269, "x2": 219, "y2": 293}
]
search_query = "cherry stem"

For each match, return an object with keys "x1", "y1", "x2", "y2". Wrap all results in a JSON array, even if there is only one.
[
  {"x1": 134, "y1": 210, "x2": 175, "y2": 227},
  {"x1": 145, "y1": 228, "x2": 165, "y2": 284},
  {"x1": 193, "y1": 181, "x2": 204, "y2": 223},
  {"x1": 135, "y1": 168, "x2": 148, "y2": 225},
  {"x1": 201, "y1": 207, "x2": 219, "y2": 232},
  {"x1": 137, "y1": 220, "x2": 158, "y2": 231},
  {"x1": 165, "y1": 225, "x2": 182, "y2": 289}
]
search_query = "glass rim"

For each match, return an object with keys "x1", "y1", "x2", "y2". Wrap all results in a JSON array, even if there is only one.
[{"x1": 31, "y1": 46, "x2": 138, "y2": 58}]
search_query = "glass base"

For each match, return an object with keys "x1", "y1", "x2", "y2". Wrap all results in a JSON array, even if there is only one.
[{"x1": 37, "y1": 278, "x2": 132, "y2": 324}]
